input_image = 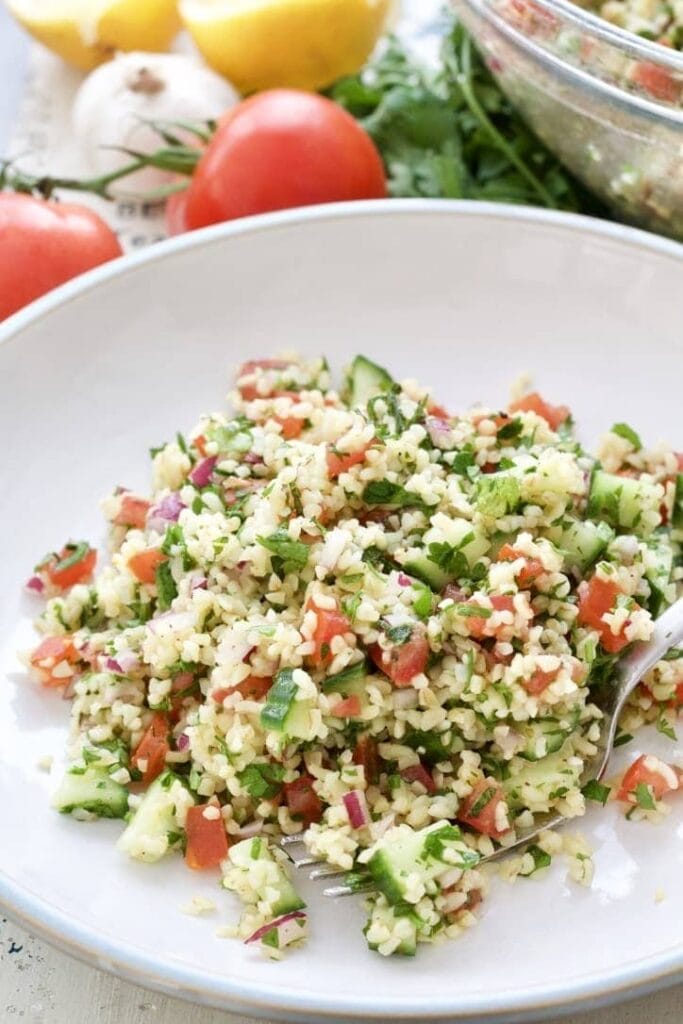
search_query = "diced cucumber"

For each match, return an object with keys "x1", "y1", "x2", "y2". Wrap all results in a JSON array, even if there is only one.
[
  {"x1": 366, "y1": 822, "x2": 480, "y2": 906},
  {"x1": 517, "y1": 710, "x2": 580, "y2": 762},
  {"x1": 117, "y1": 771, "x2": 192, "y2": 863},
  {"x1": 226, "y1": 836, "x2": 305, "y2": 916},
  {"x1": 404, "y1": 518, "x2": 489, "y2": 591},
  {"x1": 545, "y1": 518, "x2": 614, "y2": 572},
  {"x1": 52, "y1": 767, "x2": 128, "y2": 820},
  {"x1": 645, "y1": 532, "x2": 674, "y2": 616},
  {"x1": 345, "y1": 355, "x2": 394, "y2": 409},
  {"x1": 260, "y1": 668, "x2": 313, "y2": 739},
  {"x1": 402, "y1": 554, "x2": 450, "y2": 591},
  {"x1": 673, "y1": 474, "x2": 683, "y2": 530},
  {"x1": 365, "y1": 898, "x2": 418, "y2": 956},
  {"x1": 503, "y1": 744, "x2": 582, "y2": 810},
  {"x1": 322, "y1": 659, "x2": 368, "y2": 694},
  {"x1": 587, "y1": 469, "x2": 661, "y2": 535}
]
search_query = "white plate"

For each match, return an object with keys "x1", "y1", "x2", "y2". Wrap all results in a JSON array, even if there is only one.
[{"x1": 1, "y1": 201, "x2": 682, "y2": 1023}]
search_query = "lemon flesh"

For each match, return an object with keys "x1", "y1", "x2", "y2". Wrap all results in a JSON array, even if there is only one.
[
  {"x1": 6, "y1": 0, "x2": 181, "y2": 70},
  {"x1": 179, "y1": 0, "x2": 391, "y2": 93}
]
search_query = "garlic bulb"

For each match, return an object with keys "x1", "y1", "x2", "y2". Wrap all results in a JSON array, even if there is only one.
[{"x1": 72, "y1": 51, "x2": 239, "y2": 196}]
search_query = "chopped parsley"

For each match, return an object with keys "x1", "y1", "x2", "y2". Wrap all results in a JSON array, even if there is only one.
[
  {"x1": 257, "y1": 527, "x2": 309, "y2": 577},
  {"x1": 474, "y1": 474, "x2": 520, "y2": 518},
  {"x1": 582, "y1": 779, "x2": 611, "y2": 806},
  {"x1": 155, "y1": 561, "x2": 177, "y2": 610},
  {"x1": 611, "y1": 422, "x2": 642, "y2": 451}
]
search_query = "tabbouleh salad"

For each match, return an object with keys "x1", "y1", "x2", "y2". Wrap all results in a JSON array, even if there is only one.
[{"x1": 25, "y1": 355, "x2": 682, "y2": 958}]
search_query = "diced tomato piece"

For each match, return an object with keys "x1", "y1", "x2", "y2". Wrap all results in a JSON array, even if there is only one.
[
  {"x1": 307, "y1": 599, "x2": 350, "y2": 667},
  {"x1": 427, "y1": 403, "x2": 450, "y2": 419},
  {"x1": 127, "y1": 549, "x2": 167, "y2": 584},
  {"x1": 508, "y1": 392, "x2": 570, "y2": 431},
  {"x1": 274, "y1": 415, "x2": 304, "y2": 440},
  {"x1": 369, "y1": 632, "x2": 430, "y2": 687},
  {"x1": 329, "y1": 694, "x2": 362, "y2": 718},
  {"x1": 631, "y1": 61, "x2": 678, "y2": 102},
  {"x1": 617, "y1": 754, "x2": 679, "y2": 803},
  {"x1": 353, "y1": 735, "x2": 381, "y2": 784},
  {"x1": 194, "y1": 434, "x2": 208, "y2": 457},
  {"x1": 577, "y1": 576, "x2": 633, "y2": 654},
  {"x1": 675, "y1": 682, "x2": 683, "y2": 706},
  {"x1": 498, "y1": 544, "x2": 544, "y2": 587},
  {"x1": 213, "y1": 676, "x2": 273, "y2": 703},
  {"x1": 326, "y1": 444, "x2": 371, "y2": 479},
  {"x1": 237, "y1": 358, "x2": 292, "y2": 400},
  {"x1": 283, "y1": 774, "x2": 322, "y2": 826},
  {"x1": 185, "y1": 803, "x2": 229, "y2": 869},
  {"x1": 400, "y1": 762, "x2": 436, "y2": 794},
  {"x1": 523, "y1": 668, "x2": 556, "y2": 696},
  {"x1": 30, "y1": 635, "x2": 79, "y2": 687},
  {"x1": 114, "y1": 495, "x2": 151, "y2": 530},
  {"x1": 44, "y1": 544, "x2": 97, "y2": 590},
  {"x1": 466, "y1": 595, "x2": 515, "y2": 639},
  {"x1": 457, "y1": 781, "x2": 510, "y2": 837},
  {"x1": 676, "y1": 453, "x2": 683, "y2": 471},
  {"x1": 131, "y1": 712, "x2": 170, "y2": 786}
]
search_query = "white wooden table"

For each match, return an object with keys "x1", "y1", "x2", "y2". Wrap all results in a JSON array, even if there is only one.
[{"x1": 0, "y1": 6, "x2": 681, "y2": 1022}]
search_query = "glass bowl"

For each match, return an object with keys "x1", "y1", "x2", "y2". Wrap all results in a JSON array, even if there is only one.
[{"x1": 450, "y1": 0, "x2": 683, "y2": 238}]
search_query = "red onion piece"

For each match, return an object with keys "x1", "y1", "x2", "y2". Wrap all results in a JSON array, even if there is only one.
[
  {"x1": 25, "y1": 575, "x2": 45, "y2": 594},
  {"x1": 426, "y1": 416, "x2": 454, "y2": 449},
  {"x1": 397, "y1": 573, "x2": 413, "y2": 588},
  {"x1": 104, "y1": 649, "x2": 140, "y2": 675},
  {"x1": 176, "y1": 732, "x2": 190, "y2": 751},
  {"x1": 243, "y1": 452, "x2": 263, "y2": 465},
  {"x1": 245, "y1": 910, "x2": 307, "y2": 946},
  {"x1": 189, "y1": 457, "x2": 217, "y2": 487},
  {"x1": 149, "y1": 492, "x2": 185, "y2": 526},
  {"x1": 343, "y1": 790, "x2": 370, "y2": 829},
  {"x1": 147, "y1": 611, "x2": 194, "y2": 635},
  {"x1": 190, "y1": 576, "x2": 208, "y2": 591}
]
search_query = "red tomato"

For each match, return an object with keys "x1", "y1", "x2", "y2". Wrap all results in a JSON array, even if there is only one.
[
  {"x1": 127, "y1": 549, "x2": 167, "y2": 585},
  {"x1": 508, "y1": 392, "x2": 570, "y2": 431},
  {"x1": 466, "y1": 595, "x2": 515, "y2": 639},
  {"x1": 283, "y1": 774, "x2": 322, "y2": 826},
  {"x1": 114, "y1": 495, "x2": 151, "y2": 530},
  {"x1": 327, "y1": 444, "x2": 371, "y2": 479},
  {"x1": 498, "y1": 544, "x2": 544, "y2": 587},
  {"x1": 617, "y1": 754, "x2": 679, "y2": 802},
  {"x1": 43, "y1": 544, "x2": 97, "y2": 590},
  {"x1": 237, "y1": 358, "x2": 293, "y2": 401},
  {"x1": 631, "y1": 61, "x2": 678, "y2": 102},
  {"x1": 213, "y1": 676, "x2": 273, "y2": 703},
  {"x1": 0, "y1": 193, "x2": 122, "y2": 321},
  {"x1": 307, "y1": 600, "x2": 350, "y2": 667},
  {"x1": 165, "y1": 189, "x2": 190, "y2": 236},
  {"x1": 353, "y1": 735, "x2": 381, "y2": 784},
  {"x1": 329, "y1": 694, "x2": 362, "y2": 718},
  {"x1": 30, "y1": 635, "x2": 78, "y2": 687},
  {"x1": 369, "y1": 632, "x2": 430, "y2": 687},
  {"x1": 523, "y1": 668, "x2": 556, "y2": 696},
  {"x1": 131, "y1": 712, "x2": 170, "y2": 786},
  {"x1": 183, "y1": 90, "x2": 387, "y2": 229},
  {"x1": 577, "y1": 576, "x2": 633, "y2": 654},
  {"x1": 457, "y1": 781, "x2": 510, "y2": 837},
  {"x1": 400, "y1": 762, "x2": 436, "y2": 794},
  {"x1": 194, "y1": 434, "x2": 208, "y2": 457},
  {"x1": 185, "y1": 804, "x2": 229, "y2": 870},
  {"x1": 275, "y1": 415, "x2": 304, "y2": 440}
]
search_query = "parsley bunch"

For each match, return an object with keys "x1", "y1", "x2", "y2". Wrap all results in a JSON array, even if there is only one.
[{"x1": 330, "y1": 18, "x2": 607, "y2": 215}]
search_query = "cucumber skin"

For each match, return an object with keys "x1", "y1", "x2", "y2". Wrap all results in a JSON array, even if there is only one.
[
  {"x1": 53, "y1": 768, "x2": 129, "y2": 820},
  {"x1": 346, "y1": 355, "x2": 394, "y2": 408}
]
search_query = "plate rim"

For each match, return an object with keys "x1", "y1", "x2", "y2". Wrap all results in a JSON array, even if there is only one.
[{"x1": 1, "y1": 198, "x2": 682, "y2": 1021}]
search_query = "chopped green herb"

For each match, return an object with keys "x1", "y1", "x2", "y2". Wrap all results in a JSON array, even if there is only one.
[
  {"x1": 237, "y1": 762, "x2": 285, "y2": 800},
  {"x1": 634, "y1": 782, "x2": 656, "y2": 810},
  {"x1": 155, "y1": 561, "x2": 177, "y2": 610},
  {"x1": 656, "y1": 712, "x2": 677, "y2": 741},
  {"x1": 176, "y1": 432, "x2": 188, "y2": 455},
  {"x1": 362, "y1": 480, "x2": 424, "y2": 508},
  {"x1": 611, "y1": 422, "x2": 642, "y2": 451},
  {"x1": 468, "y1": 786, "x2": 496, "y2": 817},
  {"x1": 258, "y1": 527, "x2": 309, "y2": 576},
  {"x1": 614, "y1": 731, "x2": 634, "y2": 748},
  {"x1": 452, "y1": 603, "x2": 492, "y2": 619},
  {"x1": 385, "y1": 624, "x2": 413, "y2": 645},
  {"x1": 524, "y1": 844, "x2": 551, "y2": 873},
  {"x1": 451, "y1": 450, "x2": 476, "y2": 476},
  {"x1": 582, "y1": 779, "x2": 611, "y2": 806},
  {"x1": 497, "y1": 419, "x2": 523, "y2": 443},
  {"x1": 342, "y1": 592, "x2": 362, "y2": 622},
  {"x1": 412, "y1": 583, "x2": 433, "y2": 619},
  {"x1": 53, "y1": 541, "x2": 91, "y2": 573}
]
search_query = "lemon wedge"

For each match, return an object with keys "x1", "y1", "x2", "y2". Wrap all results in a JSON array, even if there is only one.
[
  {"x1": 179, "y1": 0, "x2": 392, "y2": 93},
  {"x1": 6, "y1": 0, "x2": 181, "y2": 70}
]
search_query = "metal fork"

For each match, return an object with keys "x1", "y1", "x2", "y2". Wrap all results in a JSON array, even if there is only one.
[{"x1": 280, "y1": 598, "x2": 683, "y2": 897}]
